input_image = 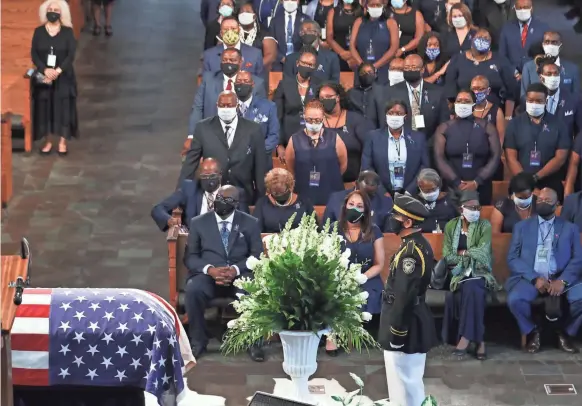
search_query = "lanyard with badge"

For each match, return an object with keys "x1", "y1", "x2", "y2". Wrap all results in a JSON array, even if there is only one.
[
  {"x1": 529, "y1": 120, "x2": 546, "y2": 168},
  {"x1": 47, "y1": 46, "x2": 56, "y2": 68},
  {"x1": 537, "y1": 222, "x2": 554, "y2": 264},
  {"x1": 410, "y1": 85, "x2": 426, "y2": 129},
  {"x1": 392, "y1": 136, "x2": 405, "y2": 184},
  {"x1": 308, "y1": 131, "x2": 323, "y2": 188},
  {"x1": 265, "y1": 0, "x2": 280, "y2": 27}
]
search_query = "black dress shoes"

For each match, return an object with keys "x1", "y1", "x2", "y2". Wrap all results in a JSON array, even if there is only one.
[
  {"x1": 557, "y1": 332, "x2": 579, "y2": 354},
  {"x1": 524, "y1": 329, "x2": 541, "y2": 354},
  {"x1": 248, "y1": 345, "x2": 265, "y2": 362}
]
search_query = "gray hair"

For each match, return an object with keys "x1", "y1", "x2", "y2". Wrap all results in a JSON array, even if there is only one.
[{"x1": 417, "y1": 168, "x2": 442, "y2": 187}]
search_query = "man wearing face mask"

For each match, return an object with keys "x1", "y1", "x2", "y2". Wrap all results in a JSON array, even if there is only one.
[
  {"x1": 347, "y1": 63, "x2": 380, "y2": 125},
  {"x1": 151, "y1": 158, "x2": 249, "y2": 231},
  {"x1": 234, "y1": 71, "x2": 279, "y2": 171},
  {"x1": 283, "y1": 20, "x2": 341, "y2": 82},
  {"x1": 507, "y1": 188, "x2": 582, "y2": 354},
  {"x1": 203, "y1": 17, "x2": 264, "y2": 76},
  {"x1": 185, "y1": 185, "x2": 265, "y2": 361},
  {"x1": 179, "y1": 91, "x2": 266, "y2": 203},
  {"x1": 379, "y1": 193, "x2": 437, "y2": 406},
  {"x1": 387, "y1": 57, "x2": 405, "y2": 87},
  {"x1": 322, "y1": 170, "x2": 394, "y2": 229},
  {"x1": 268, "y1": 0, "x2": 309, "y2": 71},
  {"x1": 504, "y1": 83, "x2": 571, "y2": 202}
]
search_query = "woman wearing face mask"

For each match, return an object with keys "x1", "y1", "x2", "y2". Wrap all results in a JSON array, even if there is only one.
[
  {"x1": 361, "y1": 100, "x2": 430, "y2": 196},
  {"x1": 33, "y1": 0, "x2": 78, "y2": 156},
  {"x1": 346, "y1": 63, "x2": 379, "y2": 123},
  {"x1": 414, "y1": 168, "x2": 458, "y2": 233},
  {"x1": 252, "y1": 168, "x2": 315, "y2": 233},
  {"x1": 419, "y1": 31, "x2": 449, "y2": 85},
  {"x1": 204, "y1": 0, "x2": 237, "y2": 50},
  {"x1": 326, "y1": 0, "x2": 364, "y2": 71},
  {"x1": 316, "y1": 82, "x2": 374, "y2": 182},
  {"x1": 445, "y1": 28, "x2": 518, "y2": 119},
  {"x1": 441, "y1": 190, "x2": 498, "y2": 360},
  {"x1": 389, "y1": 0, "x2": 426, "y2": 58},
  {"x1": 236, "y1": 2, "x2": 277, "y2": 71},
  {"x1": 349, "y1": 0, "x2": 400, "y2": 85},
  {"x1": 441, "y1": 3, "x2": 477, "y2": 57},
  {"x1": 285, "y1": 99, "x2": 348, "y2": 205},
  {"x1": 490, "y1": 172, "x2": 537, "y2": 233},
  {"x1": 434, "y1": 90, "x2": 501, "y2": 204}
]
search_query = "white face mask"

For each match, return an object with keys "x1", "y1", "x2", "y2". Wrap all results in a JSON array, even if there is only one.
[
  {"x1": 386, "y1": 115, "x2": 405, "y2": 130},
  {"x1": 493, "y1": 0, "x2": 506, "y2": 3},
  {"x1": 238, "y1": 12, "x2": 255, "y2": 26},
  {"x1": 513, "y1": 194, "x2": 533, "y2": 208},
  {"x1": 515, "y1": 8, "x2": 532, "y2": 22},
  {"x1": 543, "y1": 44, "x2": 561, "y2": 57},
  {"x1": 218, "y1": 107, "x2": 237, "y2": 122},
  {"x1": 388, "y1": 70, "x2": 404, "y2": 86},
  {"x1": 420, "y1": 188, "x2": 440, "y2": 202},
  {"x1": 283, "y1": 0, "x2": 298, "y2": 13},
  {"x1": 305, "y1": 122, "x2": 323, "y2": 133},
  {"x1": 218, "y1": 5, "x2": 234, "y2": 17},
  {"x1": 368, "y1": 7, "x2": 384, "y2": 19},
  {"x1": 455, "y1": 103, "x2": 474, "y2": 118},
  {"x1": 526, "y1": 102, "x2": 545, "y2": 117},
  {"x1": 451, "y1": 16, "x2": 467, "y2": 29},
  {"x1": 542, "y1": 75, "x2": 560, "y2": 91},
  {"x1": 462, "y1": 207, "x2": 480, "y2": 223}
]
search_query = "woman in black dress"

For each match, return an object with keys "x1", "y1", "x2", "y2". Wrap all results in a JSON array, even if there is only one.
[
  {"x1": 490, "y1": 172, "x2": 537, "y2": 233},
  {"x1": 414, "y1": 168, "x2": 458, "y2": 233},
  {"x1": 389, "y1": 0, "x2": 425, "y2": 58},
  {"x1": 418, "y1": 31, "x2": 449, "y2": 86},
  {"x1": 204, "y1": 0, "x2": 236, "y2": 50},
  {"x1": 33, "y1": 0, "x2": 78, "y2": 155},
  {"x1": 326, "y1": 0, "x2": 363, "y2": 71},
  {"x1": 91, "y1": 0, "x2": 115, "y2": 36},
  {"x1": 237, "y1": 2, "x2": 277, "y2": 71},
  {"x1": 253, "y1": 168, "x2": 315, "y2": 233}
]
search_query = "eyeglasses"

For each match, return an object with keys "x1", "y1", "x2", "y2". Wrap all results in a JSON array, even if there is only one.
[
  {"x1": 216, "y1": 195, "x2": 238, "y2": 204},
  {"x1": 304, "y1": 118, "x2": 324, "y2": 124},
  {"x1": 200, "y1": 173, "x2": 220, "y2": 179},
  {"x1": 462, "y1": 205, "x2": 481, "y2": 211}
]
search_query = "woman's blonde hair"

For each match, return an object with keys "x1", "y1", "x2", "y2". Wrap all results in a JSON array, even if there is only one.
[
  {"x1": 265, "y1": 168, "x2": 295, "y2": 195},
  {"x1": 39, "y1": 0, "x2": 73, "y2": 28}
]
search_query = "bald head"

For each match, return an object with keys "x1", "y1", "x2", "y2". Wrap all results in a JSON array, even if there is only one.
[
  {"x1": 539, "y1": 188, "x2": 558, "y2": 205},
  {"x1": 199, "y1": 158, "x2": 221, "y2": 176},
  {"x1": 218, "y1": 185, "x2": 239, "y2": 201},
  {"x1": 404, "y1": 54, "x2": 424, "y2": 70}
]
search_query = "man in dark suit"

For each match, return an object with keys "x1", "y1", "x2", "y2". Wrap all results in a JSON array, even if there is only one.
[
  {"x1": 151, "y1": 158, "x2": 249, "y2": 231},
  {"x1": 268, "y1": 0, "x2": 308, "y2": 71},
  {"x1": 561, "y1": 191, "x2": 582, "y2": 230},
  {"x1": 283, "y1": 20, "x2": 340, "y2": 82},
  {"x1": 189, "y1": 48, "x2": 267, "y2": 135},
  {"x1": 507, "y1": 188, "x2": 582, "y2": 354},
  {"x1": 203, "y1": 17, "x2": 264, "y2": 76},
  {"x1": 234, "y1": 71, "x2": 279, "y2": 172},
  {"x1": 184, "y1": 185, "x2": 265, "y2": 360},
  {"x1": 322, "y1": 170, "x2": 393, "y2": 230},
  {"x1": 179, "y1": 91, "x2": 266, "y2": 203}
]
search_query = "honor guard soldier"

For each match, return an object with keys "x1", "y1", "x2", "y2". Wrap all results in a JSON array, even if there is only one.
[{"x1": 379, "y1": 193, "x2": 439, "y2": 406}]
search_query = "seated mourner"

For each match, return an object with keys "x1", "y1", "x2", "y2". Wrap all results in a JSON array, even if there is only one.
[
  {"x1": 412, "y1": 168, "x2": 457, "y2": 233},
  {"x1": 490, "y1": 172, "x2": 537, "y2": 234},
  {"x1": 507, "y1": 187, "x2": 582, "y2": 354}
]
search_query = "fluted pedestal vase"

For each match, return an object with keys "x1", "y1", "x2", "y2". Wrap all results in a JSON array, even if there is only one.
[{"x1": 278, "y1": 330, "x2": 324, "y2": 405}]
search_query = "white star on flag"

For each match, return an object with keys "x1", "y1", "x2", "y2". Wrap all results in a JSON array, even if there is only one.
[
  {"x1": 115, "y1": 370, "x2": 127, "y2": 382},
  {"x1": 58, "y1": 321, "x2": 71, "y2": 332},
  {"x1": 101, "y1": 332, "x2": 114, "y2": 345},
  {"x1": 130, "y1": 358, "x2": 142, "y2": 370},
  {"x1": 101, "y1": 357, "x2": 113, "y2": 369},
  {"x1": 116, "y1": 346, "x2": 128, "y2": 358},
  {"x1": 168, "y1": 335, "x2": 177, "y2": 347},
  {"x1": 117, "y1": 322, "x2": 129, "y2": 333},
  {"x1": 161, "y1": 374, "x2": 171, "y2": 385},
  {"x1": 149, "y1": 363, "x2": 156, "y2": 372},
  {"x1": 153, "y1": 338, "x2": 161, "y2": 349},
  {"x1": 87, "y1": 345, "x2": 99, "y2": 356},
  {"x1": 120, "y1": 292, "x2": 130, "y2": 296},
  {"x1": 89, "y1": 302, "x2": 101, "y2": 311},
  {"x1": 60, "y1": 302, "x2": 71, "y2": 311},
  {"x1": 133, "y1": 297, "x2": 143, "y2": 304},
  {"x1": 147, "y1": 306, "x2": 156, "y2": 313},
  {"x1": 153, "y1": 380, "x2": 159, "y2": 389},
  {"x1": 145, "y1": 348, "x2": 154, "y2": 359},
  {"x1": 59, "y1": 344, "x2": 71, "y2": 356},
  {"x1": 146, "y1": 324, "x2": 156, "y2": 335},
  {"x1": 104, "y1": 296, "x2": 115, "y2": 303},
  {"x1": 73, "y1": 356, "x2": 84, "y2": 367},
  {"x1": 73, "y1": 332, "x2": 85, "y2": 344},
  {"x1": 86, "y1": 369, "x2": 98, "y2": 380},
  {"x1": 63, "y1": 290, "x2": 72, "y2": 296},
  {"x1": 73, "y1": 311, "x2": 86, "y2": 321},
  {"x1": 158, "y1": 356, "x2": 166, "y2": 367},
  {"x1": 132, "y1": 313, "x2": 143, "y2": 323},
  {"x1": 130, "y1": 334, "x2": 143, "y2": 346},
  {"x1": 103, "y1": 312, "x2": 115, "y2": 321},
  {"x1": 118, "y1": 303, "x2": 130, "y2": 312},
  {"x1": 76, "y1": 296, "x2": 87, "y2": 303},
  {"x1": 58, "y1": 368, "x2": 70, "y2": 379},
  {"x1": 88, "y1": 322, "x2": 100, "y2": 333},
  {"x1": 160, "y1": 320, "x2": 168, "y2": 328}
]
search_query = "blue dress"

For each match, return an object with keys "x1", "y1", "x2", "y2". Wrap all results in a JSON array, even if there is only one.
[
  {"x1": 292, "y1": 128, "x2": 345, "y2": 205},
  {"x1": 355, "y1": 17, "x2": 391, "y2": 85},
  {"x1": 340, "y1": 224, "x2": 384, "y2": 314}
]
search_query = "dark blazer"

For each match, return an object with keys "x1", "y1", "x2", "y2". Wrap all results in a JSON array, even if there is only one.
[
  {"x1": 372, "y1": 80, "x2": 450, "y2": 139},
  {"x1": 283, "y1": 48, "x2": 341, "y2": 82},
  {"x1": 347, "y1": 85, "x2": 380, "y2": 126},
  {"x1": 189, "y1": 71, "x2": 267, "y2": 134},
  {"x1": 322, "y1": 188, "x2": 394, "y2": 230},
  {"x1": 498, "y1": 17, "x2": 549, "y2": 73},
  {"x1": 150, "y1": 179, "x2": 249, "y2": 232},
  {"x1": 561, "y1": 191, "x2": 582, "y2": 231},
  {"x1": 274, "y1": 74, "x2": 321, "y2": 146},
  {"x1": 200, "y1": 0, "x2": 221, "y2": 26},
  {"x1": 185, "y1": 210, "x2": 263, "y2": 278},
  {"x1": 361, "y1": 129, "x2": 430, "y2": 195},
  {"x1": 242, "y1": 96, "x2": 280, "y2": 153},
  {"x1": 178, "y1": 116, "x2": 266, "y2": 202},
  {"x1": 268, "y1": 10, "x2": 309, "y2": 71},
  {"x1": 203, "y1": 44, "x2": 264, "y2": 76},
  {"x1": 520, "y1": 59, "x2": 581, "y2": 98},
  {"x1": 506, "y1": 215, "x2": 582, "y2": 301}
]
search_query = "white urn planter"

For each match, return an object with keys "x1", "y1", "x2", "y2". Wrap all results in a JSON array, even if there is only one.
[{"x1": 278, "y1": 330, "x2": 325, "y2": 405}]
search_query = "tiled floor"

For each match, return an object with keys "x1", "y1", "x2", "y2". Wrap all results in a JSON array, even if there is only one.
[{"x1": 2, "y1": 0, "x2": 582, "y2": 405}]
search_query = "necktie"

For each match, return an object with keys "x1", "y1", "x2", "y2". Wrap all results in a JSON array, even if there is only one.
[
  {"x1": 206, "y1": 192, "x2": 215, "y2": 211},
  {"x1": 239, "y1": 102, "x2": 247, "y2": 117},
  {"x1": 226, "y1": 79, "x2": 233, "y2": 91},
  {"x1": 411, "y1": 88, "x2": 421, "y2": 130},
  {"x1": 220, "y1": 221, "x2": 230, "y2": 251},
  {"x1": 224, "y1": 125, "x2": 232, "y2": 146},
  {"x1": 286, "y1": 15, "x2": 293, "y2": 43},
  {"x1": 521, "y1": 23, "x2": 528, "y2": 48}
]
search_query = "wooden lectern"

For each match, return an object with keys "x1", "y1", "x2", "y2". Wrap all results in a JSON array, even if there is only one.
[{"x1": 1, "y1": 239, "x2": 31, "y2": 406}]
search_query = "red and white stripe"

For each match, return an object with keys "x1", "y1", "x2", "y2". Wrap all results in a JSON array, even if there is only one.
[{"x1": 11, "y1": 288, "x2": 52, "y2": 386}]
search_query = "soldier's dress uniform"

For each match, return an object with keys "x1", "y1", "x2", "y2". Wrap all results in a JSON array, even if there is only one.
[{"x1": 378, "y1": 194, "x2": 439, "y2": 406}]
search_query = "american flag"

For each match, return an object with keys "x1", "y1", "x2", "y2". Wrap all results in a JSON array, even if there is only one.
[{"x1": 12, "y1": 288, "x2": 193, "y2": 404}]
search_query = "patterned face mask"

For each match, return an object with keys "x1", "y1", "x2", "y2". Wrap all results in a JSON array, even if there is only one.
[{"x1": 222, "y1": 29, "x2": 240, "y2": 46}]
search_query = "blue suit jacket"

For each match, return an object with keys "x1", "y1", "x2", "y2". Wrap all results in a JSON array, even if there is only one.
[
  {"x1": 203, "y1": 44, "x2": 264, "y2": 76},
  {"x1": 322, "y1": 188, "x2": 394, "y2": 231},
  {"x1": 242, "y1": 97, "x2": 280, "y2": 153},
  {"x1": 361, "y1": 129, "x2": 430, "y2": 195},
  {"x1": 188, "y1": 71, "x2": 267, "y2": 134},
  {"x1": 268, "y1": 10, "x2": 308, "y2": 71},
  {"x1": 283, "y1": 47, "x2": 341, "y2": 82},
  {"x1": 520, "y1": 59, "x2": 580, "y2": 98},
  {"x1": 561, "y1": 192, "x2": 582, "y2": 231},
  {"x1": 150, "y1": 180, "x2": 249, "y2": 232},
  {"x1": 498, "y1": 17, "x2": 549, "y2": 73},
  {"x1": 506, "y1": 216, "x2": 582, "y2": 300}
]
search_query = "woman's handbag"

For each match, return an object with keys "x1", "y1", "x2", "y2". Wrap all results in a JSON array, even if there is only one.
[{"x1": 431, "y1": 258, "x2": 449, "y2": 290}]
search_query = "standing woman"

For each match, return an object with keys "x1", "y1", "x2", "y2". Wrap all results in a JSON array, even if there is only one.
[
  {"x1": 419, "y1": 32, "x2": 449, "y2": 85},
  {"x1": 441, "y1": 3, "x2": 477, "y2": 57},
  {"x1": 91, "y1": 0, "x2": 115, "y2": 36},
  {"x1": 350, "y1": 0, "x2": 399, "y2": 85},
  {"x1": 326, "y1": 0, "x2": 363, "y2": 72},
  {"x1": 33, "y1": 0, "x2": 78, "y2": 156},
  {"x1": 389, "y1": 0, "x2": 425, "y2": 58},
  {"x1": 305, "y1": 0, "x2": 336, "y2": 43},
  {"x1": 285, "y1": 100, "x2": 348, "y2": 205},
  {"x1": 237, "y1": 2, "x2": 277, "y2": 71}
]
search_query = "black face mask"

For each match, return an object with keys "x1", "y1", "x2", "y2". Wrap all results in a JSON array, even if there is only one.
[
  {"x1": 346, "y1": 208, "x2": 364, "y2": 223},
  {"x1": 388, "y1": 215, "x2": 405, "y2": 233},
  {"x1": 272, "y1": 191, "x2": 291, "y2": 204},
  {"x1": 321, "y1": 98, "x2": 337, "y2": 113},
  {"x1": 235, "y1": 83, "x2": 253, "y2": 101},
  {"x1": 46, "y1": 12, "x2": 60, "y2": 23},
  {"x1": 300, "y1": 33, "x2": 318, "y2": 45},
  {"x1": 297, "y1": 65, "x2": 314, "y2": 79},
  {"x1": 200, "y1": 176, "x2": 220, "y2": 193},
  {"x1": 359, "y1": 73, "x2": 376, "y2": 88},
  {"x1": 536, "y1": 202, "x2": 556, "y2": 218},
  {"x1": 403, "y1": 70, "x2": 422, "y2": 84},
  {"x1": 214, "y1": 198, "x2": 237, "y2": 217},
  {"x1": 221, "y1": 63, "x2": 239, "y2": 77}
]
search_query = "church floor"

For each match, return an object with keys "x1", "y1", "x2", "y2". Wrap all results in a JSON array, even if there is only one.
[{"x1": 1, "y1": 0, "x2": 581, "y2": 404}]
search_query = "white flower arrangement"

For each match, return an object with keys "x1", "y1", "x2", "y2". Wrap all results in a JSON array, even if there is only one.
[{"x1": 222, "y1": 213, "x2": 378, "y2": 354}]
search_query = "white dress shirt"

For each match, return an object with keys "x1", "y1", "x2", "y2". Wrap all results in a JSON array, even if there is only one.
[
  {"x1": 202, "y1": 211, "x2": 241, "y2": 276},
  {"x1": 220, "y1": 115, "x2": 238, "y2": 147},
  {"x1": 388, "y1": 132, "x2": 407, "y2": 189},
  {"x1": 200, "y1": 189, "x2": 219, "y2": 215},
  {"x1": 223, "y1": 41, "x2": 242, "y2": 51},
  {"x1": 223, "y1": 73, "x2": 237, "y2": 91}
]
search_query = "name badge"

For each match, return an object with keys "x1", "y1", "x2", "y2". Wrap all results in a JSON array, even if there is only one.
[
  {"x1": 394, "y1": 165, "x2": 404, "y2": 180},
  {"x1": 321, "y1": 26, "x2": 326, "y2": 40},
  {"x1": 462, "y1": 153, "x2": 473, "y2": 168},
  {"x1": 47, "y1": 54, "x2": 57, "y2": 68},
  {"x1": 414, "y1": 115, "x2": 425, "y2": 129},
  {"x1": 309, "y1": 171, "x2": 321, "y2": 187},
  {"x1": 530, "y1": 150, "x2": 541, "y2": 167},
  {"x1": 537, "y1": 246, "x2": 548, "y2": 263},
  {"x1": 299, "y1": 112, "x2": 305, "y2": 126}
]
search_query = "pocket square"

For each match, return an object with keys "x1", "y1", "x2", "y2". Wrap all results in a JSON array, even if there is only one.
[{"x1": 565, "y1": 110, "x2": 573, "y2": 116}]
